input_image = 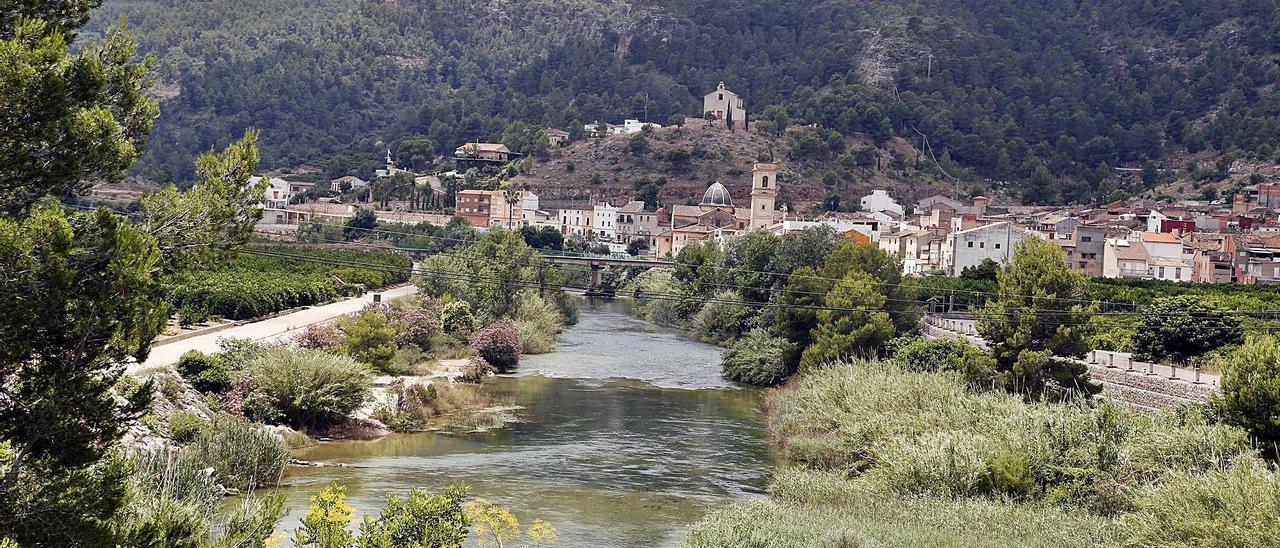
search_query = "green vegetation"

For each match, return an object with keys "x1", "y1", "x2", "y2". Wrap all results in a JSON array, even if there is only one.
[
  {"x1": 185, "y1": 415, "x2": 290, "y2": 491},
  {"x1": 89, "y1": 0, "x2": 1280, "y2": 206},
  {"x1": 245, "y1": 348, "x2": 373, "y2": 429},
  {"x1": 690, "y1": 359, "x2": 1274, "y2": 546},
  {"x1": 977, "y1": 237, "x2": 1098, "y2": 398},
  {"x1": 630, "y1": 227, "x2": 915, "y2": 386},
  {"x1": 1132, "y1": 296, "x2": 1243, "y2": 364},
  {"x1": 1214, "y1": 337, "x2": 1280, "y2": 449},
  {"x1": 720, "y1": 329, "x2": 793, "y2": 387},
  {"x1": 165, "y1": 246, "x2": 411, "y2": 320},
  {"x1": 0, "y1": 1, "x2": 272, "y2": 540},
  {"x1": 292, "y1": 483, "x2": 555, "y2": 548},
  {"x1": 472, "y1": 320, "x2": 522, "y2": 373}
]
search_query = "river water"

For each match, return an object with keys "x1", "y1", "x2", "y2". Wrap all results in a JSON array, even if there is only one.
[{"x1": 276, "y1": 300, "x2": 775, "y2": 546}]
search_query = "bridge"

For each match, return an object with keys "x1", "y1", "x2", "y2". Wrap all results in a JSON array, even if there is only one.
[{"x1": 538, "y1": 252, "x2": 673, "y2": 296}]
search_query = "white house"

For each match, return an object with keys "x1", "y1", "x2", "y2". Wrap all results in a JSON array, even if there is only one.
[
  {"x1": 608, "y1": 119, "x2": 659, "y2": 135},
  {"x1": 1102, "y1": 238, "x2": 1151, "y2": 279},
  {"x1": 1148, "y1": 257, "x2": 1194, "y2": 282},
  {"x1": 592, "y1": 202, "x2": 619, "y2": 241},
  {"x1": 1146, "y1": 210, "x2": 1168, "y2": 233},
  {"x1": 860, "y1": 189, "x2": 904, "y2": 217},
  {"x1": 254, "y1": 176, "x2": 291, "y2": 209},
  {"x1": 947, "y1": 222, "x2": 1031, "y2": 276},
  {"x1": 1139, "y1": 231, "x2": 1183, "y2": 260}
]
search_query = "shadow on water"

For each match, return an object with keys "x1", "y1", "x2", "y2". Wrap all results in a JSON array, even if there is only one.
[{"x1": 274, "y1": 299, "x2": 777, "y2": 547}]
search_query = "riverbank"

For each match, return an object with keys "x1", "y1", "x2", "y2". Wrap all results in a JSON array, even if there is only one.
[{"x1": 686, "y1": 360, "x2": 1280, "y2": 547}]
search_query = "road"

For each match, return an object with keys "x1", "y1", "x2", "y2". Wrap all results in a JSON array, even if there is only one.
[{"x1": 136, "y1": 284, "x2": 418, "y2": 370}]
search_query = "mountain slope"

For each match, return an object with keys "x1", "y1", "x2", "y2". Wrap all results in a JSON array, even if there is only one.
[{"x1": 88, "y1": 0, "x2": 1280, "y2": 205}]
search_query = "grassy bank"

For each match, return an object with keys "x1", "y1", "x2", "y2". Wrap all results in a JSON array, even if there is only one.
[{"x1": 687, "y1": 361, "x2": 1280, "y2": 547}]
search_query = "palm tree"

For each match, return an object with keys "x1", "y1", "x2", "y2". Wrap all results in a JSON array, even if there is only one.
[{"x1": 503, "y1": 184, "x2": 520, "y2": 230}]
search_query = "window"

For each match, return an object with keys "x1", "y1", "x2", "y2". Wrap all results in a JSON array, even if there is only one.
[
  {"x1": 994, "y1": 243, "x2": 1001, "y2": 249},
  {"x1": 718, "y1": 93, "x2": 724, "y2": 100},
  {"x1": 967, "y1": 241, "x2": 974, "y2": 248},
  {"x1": 979, "y1": 242, "x2": 985, "y2": 249},
  {"x1": 762, "y1": 175, "x2": 769, "y2": 188},
  {"x1": 1081, "y1": 236, "x2": 1092, "y2": 242},
  {"x1": 1159, "y1": 267, "x2": 1166, "y2": 278}
]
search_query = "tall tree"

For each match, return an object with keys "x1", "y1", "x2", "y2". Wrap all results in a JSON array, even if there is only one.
[
  {"x1": 1132, "y1": 296, "x2": 1244, "y2": 364},
  {"x1": 976, "y1": 237, "x2": 1099, "y2": 399},
  {"x1": 0, "y1": 3, "x2": 264, "y2": 543}
]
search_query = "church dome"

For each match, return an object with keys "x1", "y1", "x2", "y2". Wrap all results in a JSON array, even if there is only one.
[{"x1": 701, "y1": 182, "x2": 733, "y2": 207}]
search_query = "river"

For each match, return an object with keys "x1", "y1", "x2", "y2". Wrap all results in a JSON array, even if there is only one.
[{"x1": 275, "y1": 299, "x2": 776, "y2": 546}]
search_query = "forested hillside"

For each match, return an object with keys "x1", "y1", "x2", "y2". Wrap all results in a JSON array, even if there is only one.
[{"x1": 88, "y1": 0, "x2": 1280, "y2": 204}]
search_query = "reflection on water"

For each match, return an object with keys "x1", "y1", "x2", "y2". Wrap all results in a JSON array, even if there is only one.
[{"x1": 274, "y1": 300, "x2": 775, "y2": 547}]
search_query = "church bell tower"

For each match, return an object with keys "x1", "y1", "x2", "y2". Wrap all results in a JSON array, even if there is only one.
[{"x1": 749, "y1": 162, "x2": 778, "y2": 230}]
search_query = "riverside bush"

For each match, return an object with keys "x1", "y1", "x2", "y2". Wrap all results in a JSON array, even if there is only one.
[
  {"x1": 769, "y1": 361, "x2": 1256, "y2": 512},
  {"x1": 472, "y1": 320, "x2": 521, "y2": 372},
  {"x1": 187, "y1": 415, "x2": 289, "y2": 491},
  {"x1": 690, "y1": 361, "x2": 1276, "y2": 546},
  {"x1": 339, "y1": 310, "x2": 396, "y2": 372},
  {"x1": 512, "y1": 291, "x2": 562, "y2": 354},
  {"x1": 176, "y1": 349, "x2": 235, "y2": 393},
  {"x1": 294, "y1": 322, "x2": 343, "y2": 349},
  {"x1": 393, "y1": 306, "x2": 442, "y2": 350},
  {"x1": 890, "y1": 337, "x2": 997, "y2": 388},
  {"x1": 246, "y1": 348, "x2": 372, "y2": 428},
  {"x1": 721, "y1": 328, "x2": 794, "y2": 386},
  {"x1": 691, "y1": 290, "x2": 753, "y2": 345}
]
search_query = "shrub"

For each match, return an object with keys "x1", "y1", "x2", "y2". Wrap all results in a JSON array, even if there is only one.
[
  {"x1": 471, "y1": 320, "x2": 521, "y2": 372},
  {"x1": 394, "y1": 307, "x2": 442, "y2": 350},
  {"x1": 1132, "y1": 296, "x2": 1243, "y2": 364},
  {"x1": 550, "y1": 291, "x2": 579, "y2": 325},
  {"x1": 721, "y1": 328, "x2": 794, "y2": 386},
  {"x1": 340, "y1": 310, "x2": 396, "y2": 371},
  {"x1": 692, "y1": 290, "x2": 753, "y2": 345},
  {"x1": 187, "y1": 415, "x2": 290, "y2": 490},
  {"x1": 515, "y1": 319, "x2": 556, "y2": 354},
  {"x1": 294, "y1": 483, "x2": 470, "y2": 547},
  {"x1": 176, "y1": 350, "x2": 234, "y2": 394},
  {"x1": 167, "y1": 410, "x2": 208, "y2": 443},
  {"x1": 1214, "y1": 337, "x2": 1280, "y2": 446},
  {"x1": 1124, "y1": 459, "x2": 1280, "y2": 547},
  {"x1": 116, "y1": 448, "x2": 221, "y2": 546},
  {"x1": 513, "y1": 292, "x2": 562, "y2": 354},
  {"x1": 247, "y1": 348, "x2": 372, "y2": 428},
  {"x1": 458, "y1": 357, "x2": 492, "y2": 383},
  {"x1": 891, "y1": 337, "x2": 997, "y2": 388},
  {"x1": 176, "y1": 303, "x2": 210, "y2": 327},
  {"x1": 440, "y1": 300, "x2": 476, "y2": 335},
  {"x1": 294, "y1": 322, "x2": 343, "y2": 350}
]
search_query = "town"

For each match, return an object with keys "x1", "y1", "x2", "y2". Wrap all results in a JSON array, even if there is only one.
[{"x1": 248, "y1": 82, "x2": 1280, "y2": 287}]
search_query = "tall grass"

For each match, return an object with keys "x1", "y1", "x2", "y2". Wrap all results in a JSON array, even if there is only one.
[
  {"x1": 513, "y1": 291, "x2": 562, "y2": 354},
  {"x1": 186, "y1": 415, "x2": 289, "y2": 491},
  {"x1": 688, "y1": 360, "x2": 1275, "y2": 546}
]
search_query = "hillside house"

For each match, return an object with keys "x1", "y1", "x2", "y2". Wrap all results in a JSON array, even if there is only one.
[
  {"x1": 859, "y1": 189, "x2": 904, "y2": 216},
  {"x1": 544, "y1": 127, "x2": 569, "y2": 147},
  {"x1": 702, "y1": 82, "x2": 746, "y2": 129},
  {"x1": 456, "y1": 189, "x2": 494, "y2": 227},
  {"x1": 454, "y1": 143, "x2": 512, "y2": 163}
]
